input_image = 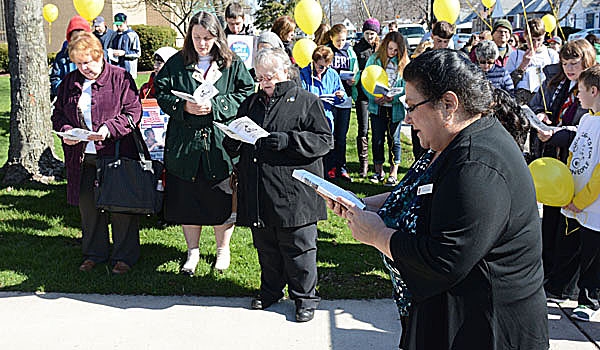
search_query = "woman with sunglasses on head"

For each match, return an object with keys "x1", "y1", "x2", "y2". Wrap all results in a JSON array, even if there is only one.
[
  {"x1": 224, "y1": 48, "x2": 333, "y2": 322},
  {"x1": 528, "y1": 39, "x2": 598, "y2": 300},
  {"x1": 154, "y1": 11, "x2": 254, "y2": 275},
  {"x1": 475, "y1": 40, "x2": 514, "y2": 95},
  {"x1": 364, "y1": 31, "x2": 409, "y2": 186},
  {"x1": 324, "y1": 49, "x2": 549, "y2": 350}
]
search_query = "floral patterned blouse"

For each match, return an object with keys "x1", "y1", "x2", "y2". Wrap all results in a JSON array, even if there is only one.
[{"x1": 377, "y1": 150, "x2": 436, "y2": 316}]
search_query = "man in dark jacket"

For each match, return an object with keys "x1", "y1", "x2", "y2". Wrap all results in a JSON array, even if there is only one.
[
  {"x1": 109, "y1": 13, "x2": 141, "y2": 79},
  {"x1": 223, "y1": 2, "x2": 254, "y2": 36},
  {"x1": 92, "y1": 16, "x2": 115, "y2": 58},
  {"x1": 492, "y1": 19, "x2": 514, "y2": 67}
]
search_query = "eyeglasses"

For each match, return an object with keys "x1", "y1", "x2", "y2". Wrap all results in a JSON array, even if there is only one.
[
  {"x1": 404, "y1": 99, "x2": 431, "y2": 113},
  {"x1": 478, "y1": 60, "x2": 495, "y2": 65},
  {"x1": 256, "y1": 73, "x2": 275, "y2": 83}
]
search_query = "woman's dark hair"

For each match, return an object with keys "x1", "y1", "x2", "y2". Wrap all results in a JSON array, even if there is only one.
[
  {"x1": 182, "y1": 11, "x2": 233, "y2": 67},
  {"x1": 403, "y1": 49, "x2": 493, "y2": 118},
  {"x1": 493, "y1": 88, "x2": 530, "y2": 151}
]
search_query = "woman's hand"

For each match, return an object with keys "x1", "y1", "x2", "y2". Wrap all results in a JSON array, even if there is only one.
[
  {"x1": 184, "y1": 100, "x2": 212, "y2": 115},
  {"x1": 537, "y1": 129, "x2": 553, "y2": 142},
  {"x1": 374, "y1": 96, "x2": 386, "y2": 105},
  {"x1": 536, "y1": 112, "x2": 551, "y2": 124},
  {"x1": 88, "y1": 125, "x2": 110, "y2": 142},
  {"x1": 62, "y1": 138, "x2": 80, "y2": 146},
  {"x1": 335, "y1": 90, "x2": 345, "y2": 99},
  {"x1": 563, "y1": 202, "x2": 582, "y2": 213}
]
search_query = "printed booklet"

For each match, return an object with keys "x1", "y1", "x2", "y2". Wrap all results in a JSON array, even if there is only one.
[
  {"x1": 292, "y1": 169, "x2": 366, "y2": 210},
  {"x1": 171, "y1": 82, "x2": 219, "y2": 104},
  {"x1": 214, "y1": 116, "x2": 269, "y2": 144}
]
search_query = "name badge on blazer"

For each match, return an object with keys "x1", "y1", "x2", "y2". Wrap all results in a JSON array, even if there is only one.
[{"x1": 417, "y1": 184, "x2": 433, "y2": 196}]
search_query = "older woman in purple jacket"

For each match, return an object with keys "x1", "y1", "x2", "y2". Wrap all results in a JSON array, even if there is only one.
[{"x1": 51, "y1": 32, "x2": 142, "y2": 275}]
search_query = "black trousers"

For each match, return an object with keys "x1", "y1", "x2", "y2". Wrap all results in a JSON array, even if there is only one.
[
  {"x1": 79, "y1": 154, "x2": 140, "y2": 266},
  {"x1": 545, "y1": 217, "x2": 580, "y2": 299},
  {"x1": 577, "y1": 224, "x2": 600, "y2": 309},
  {"x1": 251, "y1": 223, "x2": 320, "y2": 309}
]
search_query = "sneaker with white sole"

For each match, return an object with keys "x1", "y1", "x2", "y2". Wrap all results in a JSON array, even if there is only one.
[{"x1": 571, "y1": 305, "x2": 596, "y2": 322}]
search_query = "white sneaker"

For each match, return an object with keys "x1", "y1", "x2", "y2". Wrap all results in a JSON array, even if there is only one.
[
  {"x1": 181, "y1": 248, "x2": 199, "y2": 276},
  {"x1": 215, "y1": 247, "x2": 230, "y2": 271},
  {"x1": 571, "y1": 305, "x2": 596, "y2": 322}
]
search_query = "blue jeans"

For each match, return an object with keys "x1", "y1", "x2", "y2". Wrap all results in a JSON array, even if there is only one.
[
  {"x1": 331, "y1": 107, "x2": 351, "y2": 170},
  {"x1": 370, "y1": 106, "x2": 401, "y2": 165}
]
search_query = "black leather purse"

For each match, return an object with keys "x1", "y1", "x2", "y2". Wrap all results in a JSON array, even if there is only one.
[{"x1": 94, "y1": 115, "x2": 164, "y2": 215}]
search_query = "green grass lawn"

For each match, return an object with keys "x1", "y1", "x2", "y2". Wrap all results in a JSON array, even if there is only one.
[{"x1": 0, "y1": 73, "x2": 414, "y2": 299}]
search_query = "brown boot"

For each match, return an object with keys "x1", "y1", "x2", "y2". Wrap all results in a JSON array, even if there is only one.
[{"x1": 357, "y1": 137, "x2": 369, "y2": 178}]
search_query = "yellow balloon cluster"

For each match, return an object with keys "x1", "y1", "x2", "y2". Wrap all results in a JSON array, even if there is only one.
[
  {"x1": 294, "y1": 0, "x2": 323, "y2": 35},
  {"x1": 292, "y1": 38, "x2": 317, "y2": 68},
  {"x1": 433, "y1": 0, "x2": 460, "y2": 24},
  {"x1": 528, "y1": 157, "x2": 574, "y2": 207},
  {"x1": 481, "y1": 0, "x2": 495, "y2": 8},
  {"x1": 43, "y1": 4, "x2": 59, "y2": 23},
  {"x1": 542, "y1": 14, "x2": 557, "y2": 33},
  {"x1": 361, "y1": 65, "x2": 388, "y2": 98},
  {"x1": 73, "y1": 0, "x2": 104, "y2": 22}
]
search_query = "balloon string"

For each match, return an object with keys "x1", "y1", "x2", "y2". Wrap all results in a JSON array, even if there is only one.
[
  {"x1": 520, "y1": 0, "x2": 549, "y2": 114},
  {"x1": 464, "y1": 0, "x2": 492, "y2": 30},
  {"x1": 49, "y1": 22, "x2": 52, "y2": 46},
  {"x1": 360, "y1": 0, "x2": 371, "y2": 19},
  {"x1": 545, "y1": 0, "x2": 565, "y2": 40}
]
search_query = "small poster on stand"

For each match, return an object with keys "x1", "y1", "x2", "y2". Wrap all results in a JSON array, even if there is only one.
[
  {"x1": 140, "y1": 98, "x2": 169, "y2": 162},
  {"x1": 228, "y1": 35, "x2": 255, "y2": 69}
]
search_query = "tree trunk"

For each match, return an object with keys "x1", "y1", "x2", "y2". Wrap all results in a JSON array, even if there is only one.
[{"x1": 2, "y1": 0, "x2": 63, "y2": 185}]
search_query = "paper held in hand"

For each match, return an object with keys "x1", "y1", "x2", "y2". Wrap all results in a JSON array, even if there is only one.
[
  {"x1": 292, "y1": 169, "x2": 366, "y2": 210},
  {"x1": 373, "y1": 82, "x2": 403, "y2": 97},
  {"x1": 521, "y1": 105, "x2": 558, "y2": 132},
  {"x1": 171, "y1": 82, "x2": 219, "y2": 104},
  {"x1": 214, "y1": 117, "x2": 269, "y2": 144},
  {"x1": 53, "y1": 128, "x2": 102, "y2": 141}
]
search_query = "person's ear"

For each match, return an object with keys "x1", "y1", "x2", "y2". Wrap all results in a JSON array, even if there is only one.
[
  {"x1": 440, "y1": 91, "x2": 459, "y2": 117},
  {"x1": 591, "y1": 86, "x2": 599, "y2": 97}
]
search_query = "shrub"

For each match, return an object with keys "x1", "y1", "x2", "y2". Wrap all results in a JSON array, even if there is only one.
[
  {"x1": 131, "y1": 25, "x2": 177, "y2": 71},
  {"x1": 0, "y1": 43, "x2": 8, "y2": 73}
]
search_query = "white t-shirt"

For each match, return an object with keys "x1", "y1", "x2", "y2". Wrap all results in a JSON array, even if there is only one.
[
  {"x1": 505, "y1": 46, "x2": 559, "y2": 93},
  {"x1": 79, "y1": 79, "x2": 96, "y2": 154},
  {"x1": 562, "y1": 113, "x2": 600, "y2": 230}
]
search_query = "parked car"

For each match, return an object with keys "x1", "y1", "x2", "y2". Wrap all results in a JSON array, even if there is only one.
[
  {"x1": 568, "y1": 28, "x2": 600, "y2": 41},
  {"x1": 454, "y1": 33, "x2": 471, "y2": 50},
  {"x1": 397, "y1": 24, "x2": 426, "y2": 53},
  {"x1": 351, "y1": 32, "x2": 363, "y2": 45}
]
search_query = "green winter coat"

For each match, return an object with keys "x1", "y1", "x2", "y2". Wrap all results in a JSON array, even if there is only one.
[{"x1": 154, "y1": 52, "x2": 254, "y2": 182}]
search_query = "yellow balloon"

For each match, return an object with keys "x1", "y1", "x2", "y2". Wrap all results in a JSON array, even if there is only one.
[
  {"x1": 542, "y1": 14, "x2": 557, "y2": 33},
  {"x1": 361, "y1": 65, "x2": 389, "y2": 98},
  {"x1": 294, "y1": 0, "x2": 323, "y2": 35},
  {"x1": 73, "y1": 0, "x2": 104, "y2": 22},
  {"x1": 292, "y1": 38, "x2": 317, "y2": 68},
  {"x1": 43, "y1": 4, "x2": 59, "y2": 23},
  {"x1": 481, "y1": 0, "x2": 495, "y2": 8},
  {"x1": 528, "y1": 157, "x2": 574, "y2": 207},
  {"x1": 433, "y1": 0, "x2": 460, "y2": 25}
]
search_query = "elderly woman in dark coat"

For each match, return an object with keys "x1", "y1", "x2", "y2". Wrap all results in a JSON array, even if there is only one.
[
  {"x1": 224, "y1": 48, "x2": 333, "y2": 323},
  {"x1": 52, "y1": 32, "x2": 142, "y2": 274},
  {"x1": 475, "y1": 40, "x2": 514, "y2": 95},
  {"x1": 325, "y1": 49, "x2": 549, "y2": 349}
]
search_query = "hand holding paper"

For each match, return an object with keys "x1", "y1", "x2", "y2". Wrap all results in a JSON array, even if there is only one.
[
  {"x1": 292, "y1": 169, "x2": 366, "y2": 210},
  {"x1": 171, "y1": 81, "x2": 219, "y2": 104}
]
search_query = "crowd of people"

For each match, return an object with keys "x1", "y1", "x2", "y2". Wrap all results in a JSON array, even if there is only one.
[{"x1": 50, "y1": 5, "x2": 600, "y2": 347}]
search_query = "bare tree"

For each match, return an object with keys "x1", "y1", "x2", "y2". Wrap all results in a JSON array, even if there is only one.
[{"x1": 2, "y1": 0, "x2": 62, "y2": 185}]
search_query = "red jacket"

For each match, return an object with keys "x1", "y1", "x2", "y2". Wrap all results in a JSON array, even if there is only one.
[{"x1": 51, "y1": 61, "x2": 142, "y2": 205}]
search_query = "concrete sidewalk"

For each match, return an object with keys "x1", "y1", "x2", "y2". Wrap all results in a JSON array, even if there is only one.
[{"x1": 0, "y1": 292, "x2": 597, "y2": 349}]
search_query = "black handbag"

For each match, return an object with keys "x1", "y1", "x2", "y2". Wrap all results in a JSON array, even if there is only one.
[{"x1": 94, "y1": 115, "x2": 164, "y2": 215}]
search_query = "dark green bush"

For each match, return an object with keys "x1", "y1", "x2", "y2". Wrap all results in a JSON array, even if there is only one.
[
  {"x1": 0, "y1": 43, "x2": 8, "y2": 73},
  {"x1": 131, "y1": 25, "x2": 177, "y2": 71}
]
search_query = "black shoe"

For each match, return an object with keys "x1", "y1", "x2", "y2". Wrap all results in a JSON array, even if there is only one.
[
  {"x1": 296, "y1": 307, "x2": 315, "y2": 322},
  {"x1": 251, "y1": 296, "x2": 277, "y2": 310}
]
